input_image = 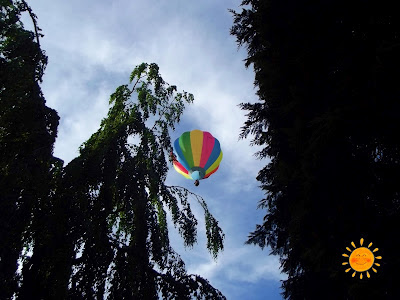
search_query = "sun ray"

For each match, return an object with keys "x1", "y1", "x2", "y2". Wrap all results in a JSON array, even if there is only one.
[
  {"x1": 342, "y1": 262, "x2": 348, "y2": 265},
  {"x1": 374, "y1": 263, "x2": 380, "y2": 267},
  {"x1": 367, "y1": 271, "x2": 370, "y2": 278},
  {"x1": 376, "y1": 256, "x2": 382, "y2": 259},
  {"x1": 352, "y1": 272, "x2": 356, "y2": 277},
  {"x1": 372, "y1": 268, "x2": 377, "y2": 273},
  {"x1": 373, "y1": 248, "x2": 379, "y2": 252},
  {"x1": 351, "y1": 242, "x2": 356, "y2": 248},
  {"x1": 368, "y1": 242, "x2": 373, "y2": 248},
  {"x1": 360, "y1": 238, "x2": 364, "y2": 246},
  {"x1": 342, "y1": 254, "x2": 349, "y2": 257},
  {"x1": 345, "y1": 268, "x2": 351, "y2": 272},
  {"x1": 346, "y1": 247, "x2": 352, "y2": 252},
  {"x1": 360, "y1": 273, "x2": 363, "y2": 279}
]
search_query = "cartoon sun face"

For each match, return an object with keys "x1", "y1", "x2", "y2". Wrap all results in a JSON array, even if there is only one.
[
  {"x1": 342, "y1": 238, "x2": 382, "y2": 279},
  {"x1": 349, "y1": 247, "x2": 374, "y2": 272}
]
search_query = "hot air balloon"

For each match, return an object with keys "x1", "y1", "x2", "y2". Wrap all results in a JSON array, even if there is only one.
[{"x1": 172, "y1": 129, "x2": 223, "y2": 186}]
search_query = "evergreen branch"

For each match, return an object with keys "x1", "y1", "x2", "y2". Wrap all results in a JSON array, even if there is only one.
[
  {"x1": 130, "y1": 75, "x2": 145, "y2": 94},
  {"x1": 20, "y1": 0, "x2": 41, "y2": 47},
  {"x1": 165, "y1": 185, "x2": 225, "y2": 259}
]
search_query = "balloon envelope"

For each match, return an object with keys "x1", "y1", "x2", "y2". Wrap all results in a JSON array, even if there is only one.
[{"x1": 172, "y1": 129, "x2": 222, "y2": 181}]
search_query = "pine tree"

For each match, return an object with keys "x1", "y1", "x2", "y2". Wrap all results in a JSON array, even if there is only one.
[
  {"x1": 0, "y1": 1, "x2": 59, "y2": 297},
  {"x1": 231, "y1": 0, "x2": 400, "y2": 299},
  {"x1": 18, "y1": 62, "x2": 225, "y2": 300}
]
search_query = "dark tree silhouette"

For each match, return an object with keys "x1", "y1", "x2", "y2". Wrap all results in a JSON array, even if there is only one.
[
  {"x1": 18, "y1": 63, "x2": 225, "y2": 299},
  {"x1": 231, "y1": 0, "x2": 400, "y2": 299},
  {"x1": 1, "y1": 2, "x2": 225, "y2": 299},
  {"x1": 0, "y1": 1, "x2": 59, "y2": 297}
]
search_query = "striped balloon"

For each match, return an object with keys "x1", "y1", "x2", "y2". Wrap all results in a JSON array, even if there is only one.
[{"x1": 172, "y1": 129, "x2": 223, "y2": 181}]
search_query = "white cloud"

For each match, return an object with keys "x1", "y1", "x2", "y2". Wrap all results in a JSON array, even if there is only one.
[
  {"x1": 54, "y1": 88, "x2": 110, "y2": 163},
  {"x1": 187, "y1": 246, "x2": 286, "y2": 283}
]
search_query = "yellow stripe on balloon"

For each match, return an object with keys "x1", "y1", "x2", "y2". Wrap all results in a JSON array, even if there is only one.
[
  {"x1": 190, "y1": 129, "x2": 203, "y2": 167},
  {"x1": 173, "y1": 164, "x2": 191, "y2": 179},
  {"x1": 206, "y1": 151, "x2": 223, "y2": 174}
]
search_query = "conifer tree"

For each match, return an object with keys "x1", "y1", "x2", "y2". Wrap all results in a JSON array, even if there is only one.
[
  {"x1": 19, "y1": 62, "x2": 225, "y2": 300},
  {"x1": 231, "y1": 0, "x2": 400, "y2": 298},
  {"x1": 0, "y1": 0, "x2": 59, "y2": 297}
]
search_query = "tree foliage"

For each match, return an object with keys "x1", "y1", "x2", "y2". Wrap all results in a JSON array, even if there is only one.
[
  {"x1": 1, "y1": 2, "x2": 225, "y2": 299},
  {"x1": 231, "y1": 0, "x2": 400, "y2": 299},
  {"x1": 0, "y1": 0, "x2": 59, "y2": 297}
]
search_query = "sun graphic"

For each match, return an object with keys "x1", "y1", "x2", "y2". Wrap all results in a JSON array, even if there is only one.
[{"x1": 342, "y1": 238, "x2": 382, "y2": 279}]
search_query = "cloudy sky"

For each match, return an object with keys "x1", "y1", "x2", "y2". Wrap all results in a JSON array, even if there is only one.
[{"x1": 25, "y1": 0, "x2": 286, "y2": 298}]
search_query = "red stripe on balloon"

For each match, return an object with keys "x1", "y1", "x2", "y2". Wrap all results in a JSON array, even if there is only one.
[
  {"x1": 173, "y1": 160, "x2": 189, "y2": 174},
  {"x1": 200, "y1": 131, "x2": 215, "y2": 168}
]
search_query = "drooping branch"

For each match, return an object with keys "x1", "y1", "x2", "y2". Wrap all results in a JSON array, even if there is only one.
[
  {"x1": 165, "y1": 185, "x2": 225, "y2": 259},
  {"x1": 20, "y1": 0, "x2": 42, "y2": 47}
]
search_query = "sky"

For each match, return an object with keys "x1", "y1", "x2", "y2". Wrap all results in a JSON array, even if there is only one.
[{"x1": 24, "y1": 0, "x2": 287, "y2": 299}]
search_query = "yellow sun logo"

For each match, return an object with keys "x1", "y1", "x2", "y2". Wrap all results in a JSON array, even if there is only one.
[{"x1": 342, "y1": 238, "x2": 382, "y2": 279}]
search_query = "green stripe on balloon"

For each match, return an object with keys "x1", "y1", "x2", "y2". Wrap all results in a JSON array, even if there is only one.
[{"x1": 179, "y1": 131, "x2": 194, "y2": 168}]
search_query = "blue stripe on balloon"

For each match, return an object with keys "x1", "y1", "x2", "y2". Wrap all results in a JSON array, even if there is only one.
[
  {"x1": 204, "y1": 138, "x2": 221, "y2": 170},
  {"x1": 173, "y1": 138, "x2": 191, "y2": 171}
]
